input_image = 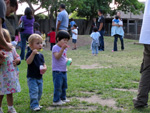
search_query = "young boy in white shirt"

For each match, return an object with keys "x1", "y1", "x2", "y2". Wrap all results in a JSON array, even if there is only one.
[{"x1": 71, "y1": 24, "x2": 78, "y2": 50}]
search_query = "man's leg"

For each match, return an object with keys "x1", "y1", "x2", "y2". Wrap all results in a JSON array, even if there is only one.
[
  {"x1": 100, "y1": 30, "x2": 104, "y2": 51},
  {"x1": 133, "y1": 44, "x2": 150, "y2": 108}
]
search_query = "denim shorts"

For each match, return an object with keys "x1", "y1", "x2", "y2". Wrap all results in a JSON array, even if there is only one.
[{"x1": 72, "y1": 39, "x2": 77, "y2": 43}]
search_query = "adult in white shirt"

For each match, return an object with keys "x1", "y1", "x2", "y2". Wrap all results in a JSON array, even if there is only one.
[{"x1": 133, "y1": 0, "x2": 150, "y2": 108}]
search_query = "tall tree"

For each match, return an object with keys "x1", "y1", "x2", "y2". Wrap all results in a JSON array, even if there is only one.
[{"x1": 68, "y1": 0, "x2": 144, "y2": 20}]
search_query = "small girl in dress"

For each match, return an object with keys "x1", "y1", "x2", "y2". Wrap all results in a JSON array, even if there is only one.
[{"x1": 0, "y1": 29, "x2": 21, "y2": 113}]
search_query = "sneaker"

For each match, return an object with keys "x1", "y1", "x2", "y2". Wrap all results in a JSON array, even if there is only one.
[
  {"x1": 33, "y1": 107, "x2": 40, "y2": 111},
  {"x1": 39, "y1": 105, "x2": 43, "y2": 109},
  {"x1": 0, "y1": 109, "x2": 4, "y2": 113},
  {"x1": 72, "y1": 48, "x2": 77, "y2": 50},
  {"x1": 112, "y1": 50, "x2": 114, "y2": 52},
  {"x1": 53, "y1": 100, "x2": 66, "y2": 106},
  {"x1": 8, "y1": 108, "x2": 17, "y2": 113},
  {"x1": 62, "y1": 99, "x2": 70, "y2": 103}
]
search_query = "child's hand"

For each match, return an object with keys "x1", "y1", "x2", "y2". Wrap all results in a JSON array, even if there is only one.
[
  {"x1": 62, "y1": 44, "x2": 68, "y2": 50},
  {"x1": 70, "y1": 62, "x2": 72, "y2": 65},
  {"x1": 32, "y1": 49, "x2": 38, "y2": 55},
  {"x1": 13, "y1": 59, "x2": 20, "y2": 67},
  {"x1": 40, "y1": 65, "x2": 47, "y2": 75}
]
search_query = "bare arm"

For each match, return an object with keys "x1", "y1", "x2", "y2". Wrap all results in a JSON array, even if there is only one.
[
  {"x1": 0, "y1": 18, "x2": 12, "y2": 51},
  {"x1": 99, "y1": 23, "x2": 103, "y2": 31},
  {"x1": 56, "y1": 21, "x2": 61, "y2": 32},
  {"x1": 72, "y1": 31, "x2": 77, "y2": 35},
  {"x1": 18, "y1": 19, "x2": 21, "y2": 24},
  {"x1": 53, "y1": 44, "x2": 68, "y2": 60},
  {"x1": 26, "y1": 49, "x2": 38, "y2": 65}
]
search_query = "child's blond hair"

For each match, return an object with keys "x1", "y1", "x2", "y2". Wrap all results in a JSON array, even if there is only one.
[
  {"x1": 28, "y1": 34, "x2": 43, "y2": 47},
  {"x1": 2, "y1": 29, "x2": 11, "y2": 43}
]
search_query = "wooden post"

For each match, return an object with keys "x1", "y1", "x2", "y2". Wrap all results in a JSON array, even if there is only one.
[{"x1": 127, "y1": 19, "x2": 129, "y2": 33}]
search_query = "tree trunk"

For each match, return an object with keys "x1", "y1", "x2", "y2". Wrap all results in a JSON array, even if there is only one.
[{"x1": 84, "y1": 19, "x2": 93, "y2": 35}]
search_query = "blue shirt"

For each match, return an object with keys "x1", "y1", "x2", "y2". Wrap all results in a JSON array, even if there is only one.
[
  {"x1": 26, "y1": 50, "x2": 45, "y2": 79},
  {"x1": 56, "y1": 10, "x2": 69, "y2": 31},
  {"x1": 70, "y1": 21, "x2": 76, "y2": 27},
  {"x1": 111, "y1": 19, "x2": 124, "y2": 37}
]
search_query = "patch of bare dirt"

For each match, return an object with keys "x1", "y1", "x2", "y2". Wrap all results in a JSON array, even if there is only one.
[
  {"x1": 76, "y1": 63, "x2": 111, "y2": 69},
  {"x1": 114, "y1": 88, "x2": 137, "y2": 93},
  {"x1": 75, "y1": 95, "x2": 119, "y2": 109},
  {"x1": 132, "y1": 81, "x2": 139, "y2": 84},
  {"x1": 47, "y1": 105, "x2": 98, "y2": 112}
]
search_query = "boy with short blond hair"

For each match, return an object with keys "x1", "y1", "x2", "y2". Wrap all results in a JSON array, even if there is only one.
[{"x1": 26, "y1": 34, "x2": 47, "y2": 111}]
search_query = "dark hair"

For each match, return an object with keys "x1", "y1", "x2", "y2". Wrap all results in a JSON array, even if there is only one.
[
  {"x1": 93, "y1": 27, "x2": 98, "y2": 32},
  {"x1": 98, "y1": 9, "x2": 103, "y2": 14},
  {"x1": 115, "y1": 15, "x2": 119, "y2": 19},
  {"x1": 52, "y1": 27, "x2": 55, "y2": 31},
  {"x1": 10, "y1": 0, "x2": 18, "y2": 10},
  {"x1": 71, "y1": 18, "x2": 74, "y2": 21},
  {"x1": 25, "y1": 7, "x2": 33, "y2": 19},
  {"x1": 73, "y1": 24, "x2": 77, "y2": 28},
  {"x1": 35, "y1": 27, "x2": 39, "y2": 30},
  {"x1": 60, "y1": 4, "x2": 66, "y2": 9},
  {"x1": 56, "y1": 30, "x2": 70, "y2": 42}
]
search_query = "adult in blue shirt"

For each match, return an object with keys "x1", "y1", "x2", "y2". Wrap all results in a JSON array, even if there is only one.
[
  {"x1": 56, "y1": 4, "x2": 69, "y2": 32},
  {"x1": 97, "y1": 9, "x2": 105, "y2": 51}
]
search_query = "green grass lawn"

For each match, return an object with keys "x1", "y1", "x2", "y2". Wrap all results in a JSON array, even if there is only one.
[{"x1": 2, "y1": 36, "x2": 150, "y2": 113}]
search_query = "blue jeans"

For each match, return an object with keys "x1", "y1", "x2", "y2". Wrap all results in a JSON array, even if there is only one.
[
  {"x1": 98, "y1": 30, "x2": 105, "y2": 51},
  {"x1": 20, "y1": 33, "x2": 31, "y2": 60},
  {"x1": 92, "y1": 43, "x2": 98, "y2": 54},
  {"x1": 113, "y1": 35, "x2": 124, "y2": 51},
  {"x1": 27, "y1": 77, "x2": 43, "y2": 109},
  {"x1": 53, "y1": 71, "x2": 67, "y2": 102}
]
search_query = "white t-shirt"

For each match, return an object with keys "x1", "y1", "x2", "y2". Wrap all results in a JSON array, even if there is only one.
[
  {"x1": 90, "y1": 32, "x2": 100, "y2": 44},
  {"x1": 72, "y1": 29, "x2": 78, "y2": 39}
]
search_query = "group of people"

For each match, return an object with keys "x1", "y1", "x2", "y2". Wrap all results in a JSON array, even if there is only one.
[
  {"x1": 90, "y1": 10, "x2": 125, "y2": 56},
  {"x1": 0, "y1": 2, "x2": 72, "y2": 113},
  {"x1": 0, "y1": 0, "x2": 150, "y2": 113}
]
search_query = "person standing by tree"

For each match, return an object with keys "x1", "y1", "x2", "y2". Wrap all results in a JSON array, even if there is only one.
[
  {"x1": 97, "y1": 9, "x2": 105, "y2": 51},
  {"x1": 0, "y1": 0, "x2": 18, "y2": 65},
  {"x1": 56, "y1": 4, "x2": 69, "y2": 32}
]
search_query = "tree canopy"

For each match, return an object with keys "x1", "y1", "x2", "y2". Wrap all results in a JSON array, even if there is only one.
[{"x1": 19, "y1": 0, "x2": 145, "y2": 19}]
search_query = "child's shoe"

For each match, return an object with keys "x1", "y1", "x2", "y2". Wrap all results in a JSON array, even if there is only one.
[
  {"x1": 39, "y1": 105, "x2": 43, "y2": 109},
  {"x1": 62, "y1": 99, "x2": 70, "y2": 103},
  {"x1": 33, "y1": 107, "x2": 40, "y2": 111},
  {"x1": 53, "y1": 100, "x2": 66, "y2": 106},
  {"x1": 0, "y1": 108, "x2": 3, "y2": 113},
  {"x1": 8, "y1": 107, "x2": 17, "y2": 113}
]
